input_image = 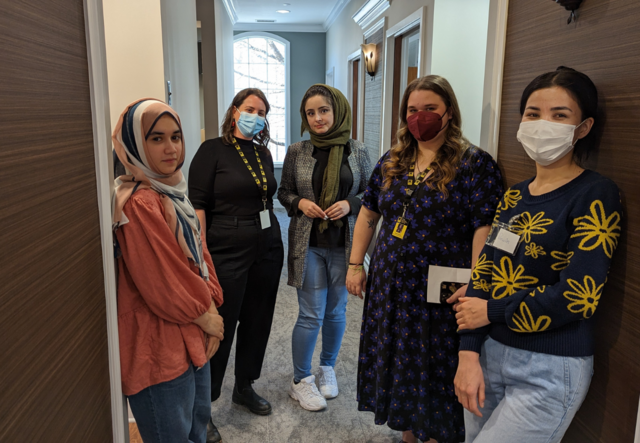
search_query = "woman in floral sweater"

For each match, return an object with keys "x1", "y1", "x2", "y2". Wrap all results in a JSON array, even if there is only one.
[{"x1": 454, "y1": 67, "x2": 623, "y2": 443}]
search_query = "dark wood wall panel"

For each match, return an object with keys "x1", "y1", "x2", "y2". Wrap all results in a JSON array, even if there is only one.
[
  {"x1": 0, "y1": 0, "x2": 113, "y2": 441},
  {"x1": 498, "y1": 1, "x2": 640, "y2": 441}
]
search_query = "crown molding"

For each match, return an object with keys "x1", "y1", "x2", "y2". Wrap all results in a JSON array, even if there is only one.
[
  {"x1": 233, "y1": 22, "x2": 326, "y2": 33},
  {"x1": 324, "y1": 0, "x2": 352, "y2": 30},
  {"x1": 352, "y1": 0, "x2": 390, "y2": 30},
  {"x1": 363, "y1": 16, "x2": 385, "y2": 39},
  {"x1": 222, "y1": 0, "x2": 238, "y2": 25}
]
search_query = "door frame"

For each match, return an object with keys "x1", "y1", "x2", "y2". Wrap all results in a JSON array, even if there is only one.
[
  {"x1": 347, "y1": 49, "x2": 364, "y2": 141},
  {"x1": 479, "y1": 0, "x2": 510, "y2": 159},
  {"x1": 83, "y1": 0, "x2": 128, "y2": 442},
  {"x1": 380, "y1": 5, "x2": 434, "y2": 155}
]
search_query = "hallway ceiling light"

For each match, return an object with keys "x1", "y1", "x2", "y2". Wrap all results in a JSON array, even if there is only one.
[
  {"x1": 361, "y1": 43, "x2": 377, "y2": 79},
  {"x1": 276, "y1": 9, "x2": 290, "y2": 13}
]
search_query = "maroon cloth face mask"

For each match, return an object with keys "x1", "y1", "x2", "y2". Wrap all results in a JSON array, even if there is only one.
[{"x1": 406, "y1": 110, "x2": 448, "y2": 142}]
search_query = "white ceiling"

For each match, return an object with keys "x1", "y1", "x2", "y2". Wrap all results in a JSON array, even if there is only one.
[{"x1": 229, "y1": 0, "x2": 347, "y2": 29}]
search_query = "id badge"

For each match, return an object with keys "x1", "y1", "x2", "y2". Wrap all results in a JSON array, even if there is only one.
[
  {"x1": 259, "y1": 210, "x2": 271, "y2": 230},
  {"x1": 392, "y1": 217, "x2": 408, "y2": 239},
  {"x1": 486, "y1": 221, "x2": 521, "y2": 255}
]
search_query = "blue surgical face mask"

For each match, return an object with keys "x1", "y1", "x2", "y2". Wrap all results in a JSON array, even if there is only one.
[{"x1": 236, "y1": 111, "x2": 265, "y2": 138}]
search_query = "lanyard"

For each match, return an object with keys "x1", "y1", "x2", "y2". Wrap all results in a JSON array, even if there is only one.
[
  {"x1": 232, "y1": 137, "x2": 268, "y2": 210},
  {"x1": 392, "y1": 161, "x2": 430, "y2": 239}
]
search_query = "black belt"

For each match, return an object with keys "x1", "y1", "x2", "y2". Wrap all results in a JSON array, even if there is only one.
[{"x1": 210, "y1": 213, "x2": 269, "y2": 227}]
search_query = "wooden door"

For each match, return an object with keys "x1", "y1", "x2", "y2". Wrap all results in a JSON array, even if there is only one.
[
  {"x1": 498, "y1": 1, "x2": 640, "y2": 441},
  {"x1": 0, "y1": 1, "x2": 113, "y2": 441},
  {"x1": 390, "y1": 34, "x2": 404, "y2": 147}
]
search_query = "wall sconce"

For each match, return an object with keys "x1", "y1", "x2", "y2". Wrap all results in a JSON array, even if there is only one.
[
  {"x1": 554, "y1": 0, "x2": 583, "y2": 24},
  {"x1": 361, "y1": 43, "x2": 377, "y2": 79}
]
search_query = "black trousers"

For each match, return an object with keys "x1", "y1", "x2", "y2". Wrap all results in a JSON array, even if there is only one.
[{"x1": 206, "y1": 211, "x2": 284, "y2": 401}]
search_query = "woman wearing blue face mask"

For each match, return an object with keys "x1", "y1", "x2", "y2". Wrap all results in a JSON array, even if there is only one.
[
  {"x1": 189, "y1": 88, "x2": 284, "y2": 442},
  {"x1": 454, "y1": 67, "x2": 623, "y2": 443}
]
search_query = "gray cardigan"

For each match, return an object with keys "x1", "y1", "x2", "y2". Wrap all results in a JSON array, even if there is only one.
[{"x1": 277, "y1": 139, "x2": 373, "y2": 289}]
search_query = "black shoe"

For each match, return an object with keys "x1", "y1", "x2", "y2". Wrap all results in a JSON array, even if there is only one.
[
  {"x1": 206, "y1": 418, "x2": 222, "y2": 443},
  {"x1": 232, "y1": 379, "x2": 272, "y2": 415}
]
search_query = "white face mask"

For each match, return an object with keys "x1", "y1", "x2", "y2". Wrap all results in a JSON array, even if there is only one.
[{"x1": 517, "y1": 119, "x2": 584, "y2": 166}]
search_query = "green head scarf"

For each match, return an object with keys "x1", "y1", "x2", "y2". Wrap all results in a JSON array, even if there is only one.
[{"x1": 300, "y1": 84, "x2": 352, "y2": 233}]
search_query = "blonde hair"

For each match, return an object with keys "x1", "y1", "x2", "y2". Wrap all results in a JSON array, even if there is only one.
[{"x1": 382, "y1": 75, "x2": 471, "y2": 195}]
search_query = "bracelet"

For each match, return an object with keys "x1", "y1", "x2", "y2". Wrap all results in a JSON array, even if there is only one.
[
  {"x1": 348, "y1": 264, "x2": 364, "y2": 272},
  {"x1": 349, "y1": 262, "x2": 363, "y2": 266}
]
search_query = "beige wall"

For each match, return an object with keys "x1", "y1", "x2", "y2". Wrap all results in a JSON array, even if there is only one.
[
  {"x1": 431, "y1": 0, "x2": 490, "y2": 145},
  {"x1": 103, "y1": 0, "x2": 166, "y2": 132},
  {"x1": 214, "y1": 0, "x2": 235, "y2": 126},
  {"x1": 326, "y1": 0, "x2": 492, "y2": 148},
  {"x1": 326, "y1": 0, "x2": 437, "y2": 95},
  {"x1": 160, "y1": 0, "x2": 202, "y2": 179}
]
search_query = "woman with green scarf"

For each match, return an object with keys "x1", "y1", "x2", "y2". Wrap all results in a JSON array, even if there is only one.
[{"x1": 278, "y1": 84, "x2": 372, "y2": 411}]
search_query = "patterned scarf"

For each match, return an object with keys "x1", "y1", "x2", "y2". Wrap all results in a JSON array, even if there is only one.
[{"x1": 111, "y1": 99, "x2": 209, "y2": 281}]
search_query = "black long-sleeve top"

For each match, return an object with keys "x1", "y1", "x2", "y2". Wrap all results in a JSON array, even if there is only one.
[{"x1": 188, "y1": 137, "x2": 277, "y2": 230}]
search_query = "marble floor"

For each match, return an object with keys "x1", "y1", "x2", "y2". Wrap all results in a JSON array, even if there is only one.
[{"x1": 210, "y1": 207, "x2": 401, "y2": 443}]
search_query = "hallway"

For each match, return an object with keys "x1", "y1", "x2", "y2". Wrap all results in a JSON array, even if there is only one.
[{"x1": 209, "y1": 207, "x2": 399, "y2": 442}]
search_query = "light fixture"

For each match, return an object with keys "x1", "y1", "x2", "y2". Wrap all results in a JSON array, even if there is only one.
[
  {"x1": 276, "y1": 9, "x2": 290, "y2": 13},
  {"x1": 361, "y1": 43, "x2": 377, "y2": 79},
  {"x1": 554, "y1": 0, "x2": 583, "y2": 24}
]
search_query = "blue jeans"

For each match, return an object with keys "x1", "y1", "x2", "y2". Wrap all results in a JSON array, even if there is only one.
[
  {"x1": 292, "y1": 246, "x2": 348, "y2": 381},
  {"x1": 465, "y1": 337, "x2": 593, "y2": 443},
  {"x1": 128, "y1": 362, "x2": 211, "y2": 443}
]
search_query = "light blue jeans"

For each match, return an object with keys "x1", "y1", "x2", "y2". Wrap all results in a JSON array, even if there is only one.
[
  {"x1": 465, "y1": 337, "x2": 593, "y2": 443},
  {"x1": 292, "y1": 246, "x2": 348, "y2": 382}
]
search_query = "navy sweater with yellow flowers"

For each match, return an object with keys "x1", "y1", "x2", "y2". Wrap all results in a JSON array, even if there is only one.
[{"x1": 459, "y1": 170, "x2": 623, "y2": 357}]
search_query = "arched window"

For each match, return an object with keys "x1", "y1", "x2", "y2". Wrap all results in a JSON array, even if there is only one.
[{"x1": 234, "y1": 32, "x2": 290, "y2": 164}]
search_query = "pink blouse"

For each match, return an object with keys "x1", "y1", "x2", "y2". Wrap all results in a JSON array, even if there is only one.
[{"x1": 116, "y1": 189, "x2": 223, "y2": 395}]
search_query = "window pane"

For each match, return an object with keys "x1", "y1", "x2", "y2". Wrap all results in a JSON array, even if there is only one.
[
  {"x1": 248, "y1": 64, "x2": 268, "y2": 89},
  {"x1": 234, "y1": 40, "x2": 249, "y2": 64},
  {"x1": 234, "y1": 36, "x2": 288, "y2": 162},
  {"x1": 269, "y1": 113, "x2": 285, "y2": 130},
  {"x1": 267, "y1": 89, "x2": 285, "y2": 112},
  {"x1": 248, "y1": 38, "x2": 268, "y2": 63},
  {"x1": 234, "y1": 63, "x2": 250, "y2": 90},
  {"x1": 267, "y1": 40, "x2": 285, "y2": 64},
  {"x1": 267, "y1": 65, "x2": 285, "y2": 89}
]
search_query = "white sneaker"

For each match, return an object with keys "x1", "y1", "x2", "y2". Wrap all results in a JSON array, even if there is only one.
[
  {"x1": 288, "y1": 375, "x2": 327, "y2": 411},
  {"x1": 317, "y1": 365, "x2": 339, "y2": 399}
]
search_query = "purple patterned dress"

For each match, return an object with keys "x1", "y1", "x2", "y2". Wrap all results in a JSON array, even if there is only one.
[{"x1": 356, "y1": 148, "x2": 504, "y2": 442}]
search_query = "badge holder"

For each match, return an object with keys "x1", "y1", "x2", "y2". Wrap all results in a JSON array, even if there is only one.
[
  {"x1": 391, "y1": 163, "x2": 428, "y2": 240},
  {"x1": 485, "y1": 216, "x2": 522, "y2": 256},
  {"x1": 259, "y1": 197, "x2": 271, "y2": 230}
]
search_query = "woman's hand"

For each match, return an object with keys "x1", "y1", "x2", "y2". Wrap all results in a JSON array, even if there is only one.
[
  {"x1": 193, "y1": 304, "x2": 224, "y2": 340},
  {"x1": 205, "y1": 335, "x2": 221, "y2": 360},
  {"x1": 298, "y1": 198, "x2": 327, "y2": 219},
  {"x1": 455, "y1": 297, "x2": 490, "y2": 330},
  {"x1": 346, "y1": 266, "x2": 366, "y2": 299},
  {"x1": 454, "y1": 351, "x2": 485, "y2": 417},
  {"x1": 325, "y1": 200, "x2": 351, "y2": 220},
  {"x1": 446, "y1": 283, "x2": 468, "y2": 306}
]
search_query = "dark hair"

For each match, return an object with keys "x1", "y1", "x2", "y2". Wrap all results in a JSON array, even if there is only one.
[
  {"x1": 520, "y1": 66, "x2": 598, "y2": 164},
  {"x1": 300, "y1": 85, "x2": 334, "y2": 115},
  {"x1": 221, "y1": 88, "x2": 271, "y2": 151}
]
